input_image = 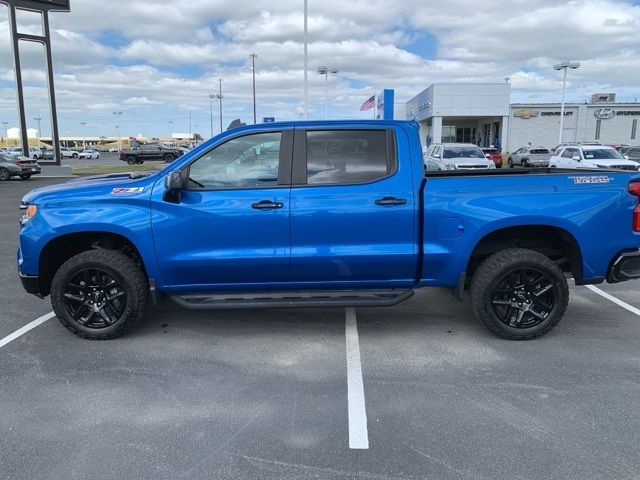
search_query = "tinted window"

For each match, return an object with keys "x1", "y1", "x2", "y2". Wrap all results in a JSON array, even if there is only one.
[
  {"x1": 561, "y1": 148, "x2": 576, "y2": 158},
  {"x1": 443, "y1": 147, "x2": 484, "y2": 159},
  {"x1": 187, "y1": 132, "x2": 281, "y2": 189},
  {"x1": 306, "y1": 130, "x2": 390, "y2": 185},
  {"x1": 530, "y1": 148, "x2": 549, "y2": 154}
]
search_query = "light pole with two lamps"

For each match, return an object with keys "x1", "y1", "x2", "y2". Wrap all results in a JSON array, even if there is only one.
[
  {"x1": 317, "y1": 66, "x2": 339, "y2": 120},
  {"x1": 553, "y1": 60, "x2": 580, "y2": 145},
  {"x1": 112, "y1": 111, "x2": 123, "y2": 151},
  {"x1": 33, "y1": 115, "x2": 42, "y2": 146},
  {"x1": 80, "y1": 121, "x2": 87, "y2": 149}
]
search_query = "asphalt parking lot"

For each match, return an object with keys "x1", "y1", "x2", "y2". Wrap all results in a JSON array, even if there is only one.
[{"x1": 2, "y1": 177, "x2": 640, "y2": 480}]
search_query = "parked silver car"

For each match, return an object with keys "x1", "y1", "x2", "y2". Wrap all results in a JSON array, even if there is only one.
[
  {"x1": 423, "y1": 143, "x2": 496, "y2": 171},
  {"x1": 0, "y1": 153, "x2": 41, "y2": 180},
  {"x1": 508, "y1": 146, "x2": 552, "y2": 168}
]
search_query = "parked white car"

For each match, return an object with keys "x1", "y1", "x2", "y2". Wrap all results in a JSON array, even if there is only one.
[
  {"x1": 549, "y1": 145, "x2": 640, "y2": 171},
  {"x1": 59, "y1": 147, "x2": 78, "y2": 158},
  {"x1": 78, "y1": 149, "x2": 100, "y2": 159},
  {"x1": 424, "y1": 143, "x2": 496, "y2": 171},
  {"x1": 6, "y1": 147, "x2": 42, "y2": 159}
]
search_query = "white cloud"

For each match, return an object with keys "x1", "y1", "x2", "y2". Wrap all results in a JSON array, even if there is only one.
[{"x1": 0, "y1": 0, "x2": 639, "y2": 137}]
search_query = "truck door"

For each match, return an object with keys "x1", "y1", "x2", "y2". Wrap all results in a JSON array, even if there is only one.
[
  {"x1": 150, "y1": 129, "x2": 293, "y2": 290},
  {"x1": 289, "y1": 127, "x2": 418, "y2": 287}
]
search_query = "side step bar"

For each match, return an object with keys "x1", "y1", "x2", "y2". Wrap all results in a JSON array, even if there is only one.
[{"x1": 170, "y1": 289, "x2": 415, "y2": 310}]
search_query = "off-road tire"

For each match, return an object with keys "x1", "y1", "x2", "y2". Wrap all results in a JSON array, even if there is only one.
[
  {"x1": 470, "y1": 248, "x2": 569, "y2": 340},
  {"x1": 164, "y1": 153, "x2": 175, "y2": 163},
  {"x1": 126, "y1": 156, "x2": 136, "y2": 165},
  {"x1": 50, "y1": 249, "x2": 148, "y2": 340}
]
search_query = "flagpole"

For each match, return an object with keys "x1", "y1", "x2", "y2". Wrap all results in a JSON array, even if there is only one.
[{"x1": 373, "y1": 93, "x2": 377, "y2": 120}]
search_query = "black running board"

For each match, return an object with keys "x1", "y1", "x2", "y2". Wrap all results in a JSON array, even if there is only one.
[{"x1": 170, "y1": 289, "x2": 415, "y2": 309}]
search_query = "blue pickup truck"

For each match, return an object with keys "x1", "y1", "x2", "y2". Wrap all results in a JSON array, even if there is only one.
[{"x1": 17, "y1": 120, "x2": 640, "y2": 340}]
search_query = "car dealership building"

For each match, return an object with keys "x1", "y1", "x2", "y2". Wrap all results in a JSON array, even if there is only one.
[{"x1": 405, "y1": 84, "x2": 640, "y2": 152}]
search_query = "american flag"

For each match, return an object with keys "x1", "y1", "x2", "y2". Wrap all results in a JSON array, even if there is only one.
[{"x1": 359, "y1": 95, "x2": 375, "y2": 111}]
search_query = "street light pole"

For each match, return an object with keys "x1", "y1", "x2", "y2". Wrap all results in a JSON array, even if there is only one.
[
  {"x1": 216, "y1": 78, "x2": 224, "y2": 133},
  {"x1": 168, "y1": 120, "x2": 173, "y2": 139},
  {"x1": 80, "y1": 121, "x2": 87, "y2": 148},
  {"x1": 209, "y1": 94, "x2": 215, "y2": 138},
  {"x1": 112, "y1": 111, "x2": 123, "y2": 151},
  {"x1": 553, "y1": 60, "x2": 580, "y2": 145},
  {"x1": 250, "y1": 53, "x2": 258, "y2": 124},
  {"x1": 33, "y1": 114, "x2": 42, "y2": 146},
  {"x1": 317, "y1": 66, "x2": 339, "y2": 120},
  {"x1": 1, "y1": 121, "x2": 8, "y2": 146},
  {"x1": 304, "y1": 0, "x2": 308, "y2": 119}
]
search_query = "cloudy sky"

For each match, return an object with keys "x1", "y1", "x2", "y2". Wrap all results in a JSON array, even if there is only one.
[{"x1": 1, "y1": 0, "x2": 640, "y2": 139}]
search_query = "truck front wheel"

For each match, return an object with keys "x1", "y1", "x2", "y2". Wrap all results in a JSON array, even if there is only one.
[
  {"x1": 126, "y1": 156, "x2": 136, "y2": 165},
  {"x1": 50, "y1": 250, "x2": 149, "y2": 340},
  {"x1": 470, "y1": 248, "x2": 568, "y2": 340}
]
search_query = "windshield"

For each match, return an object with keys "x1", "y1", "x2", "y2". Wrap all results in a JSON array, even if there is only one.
[
  {"x1": 443, "y1": 147, "x2": 484, "y2": 159},
  {"x1": 583, "y1": 149, "x2": 623, "y2": 160}
]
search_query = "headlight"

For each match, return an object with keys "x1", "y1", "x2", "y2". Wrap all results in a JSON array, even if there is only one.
[
  {"x1": 595, "y1": 164, "x2": 609, "y2": 169},
  {"x1": 488, "y1": 162, "x2": 496, "y2": 169},
  {"x1": 19, "y1": 204, "x2": 37, "y2": 225},
  {"x1": 446, "y1": 164, "x2": 458, "y2": 170}
]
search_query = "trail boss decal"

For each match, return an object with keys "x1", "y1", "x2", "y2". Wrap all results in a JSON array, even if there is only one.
[
  {"x1": 571, "y1": 176, "x2": 611, "y2": 184},
  {"x1": 111, "y1": 187, "x2": 145, "y2": 195}
]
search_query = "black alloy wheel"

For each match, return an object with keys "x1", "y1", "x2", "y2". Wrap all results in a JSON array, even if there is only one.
[
  {"x1": 0, "y1": 167, "x2": 10, "y2": 181},
  {"x1": 470, "y1": 248, "x2": 569, "y2": 340},
  {"x1": 490, "y1": 268, "x2": 556, "y2": 329},
  {"x1": 508, "y1": 157, "x2": 514, "y2": 168},
  {"x1": 62, "y1": 268, "x2": 127, "y2": 329},
  {"x1": 19, "y1": 173, "x2": 32, "y2": 180}
]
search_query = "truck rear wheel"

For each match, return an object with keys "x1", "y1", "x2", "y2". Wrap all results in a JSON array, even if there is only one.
[
  {"x1": 164, "y1": 153, "x2": 175, "y2": 163},
  {"x1": 50, "y1": 249, "x2": 148, "y2": 340},
  {"x1": 470, "y1": 248, "x2": 568, "y2": 340}
]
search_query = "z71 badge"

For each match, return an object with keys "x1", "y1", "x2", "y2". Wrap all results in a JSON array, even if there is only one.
[
  {"x1": 111, "y1": 187, "x2": 145, "y2": 195},
  {"x1": 571, "y1": 176, "x2": 611, "y2": 184}
]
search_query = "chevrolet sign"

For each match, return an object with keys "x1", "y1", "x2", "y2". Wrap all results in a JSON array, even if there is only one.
[{"x1": 514, "y1": 109, "x2": 539, "y2": 119}]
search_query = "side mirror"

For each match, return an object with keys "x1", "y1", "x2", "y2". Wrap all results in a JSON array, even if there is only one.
[
  {"x1": 485, "y1": 154, "x2": 491, "y2": 158},
  {"x1": 163, "y1": 170, "x2": 184, "y2": 203},
  {"x1": 433, "y1": 152, "x2": 441, "y2": 159},
  {"x1": 572, "y1": 155, "x2": 581, "y2": 161},
  {"x1": 624, "y1": 155, "x2": 630, "y2": 160},
  {"x1": 164, "y1": 170, "x2": 184, "y2": 191}
]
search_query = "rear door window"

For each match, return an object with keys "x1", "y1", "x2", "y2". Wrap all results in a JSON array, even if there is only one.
[{"x1": 306, "y1": 130, "x2": 393, "y2": 185}]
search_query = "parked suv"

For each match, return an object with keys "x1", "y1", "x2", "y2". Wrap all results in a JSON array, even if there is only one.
[
  {"x1": 119, "y1": 143, "x2": 183, "y2": 165},
  {"x1": 549, "y1": 145, "x2": 640, "y2": 171},
  {"x1": 424, "y1": 143, "x2": 496, "y2": 171},
  {"x1": 508, "y1": 146, "x2": 552, "y2": 168}
]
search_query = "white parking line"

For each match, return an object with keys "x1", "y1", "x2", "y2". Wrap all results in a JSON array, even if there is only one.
[
  {"x1": 345, "y1": 307, "x2": 369, "y2": 449},
  {"x1": 584, "y1": 285, "x2": 640, "y2": 316},
  {"x1": 0, "y1": 312, "x2": 56, "y2": 349}
]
